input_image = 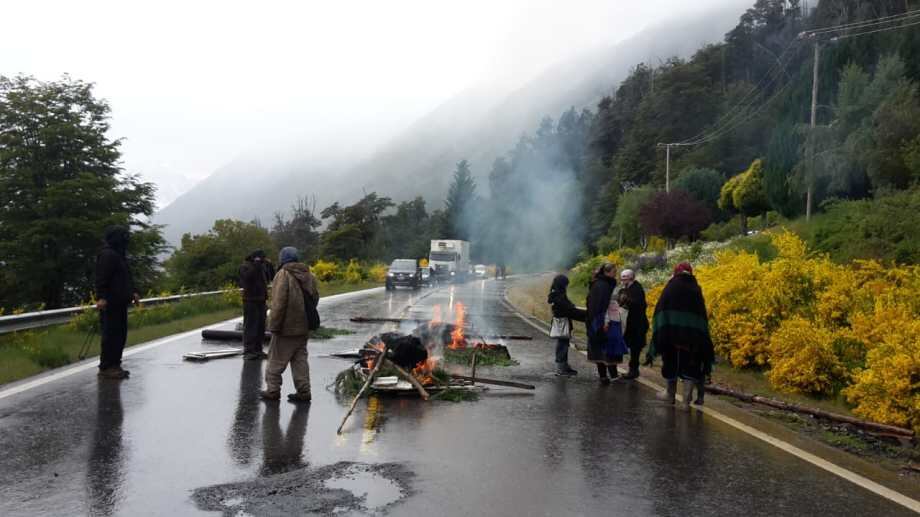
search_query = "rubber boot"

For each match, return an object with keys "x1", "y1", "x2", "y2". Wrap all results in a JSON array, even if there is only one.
[
  {"x1": 680, "y1": 380, "x2": 694, "y2": 409},
  {"x1": 623, "y1": 365, "x2": 639, "y2": 380},
  {"x1": 694, "y1": 380, "x2": 705, "y2": 405},
  {"x1": 656, "y1": 379, "x2": 677, "y2": 403}
]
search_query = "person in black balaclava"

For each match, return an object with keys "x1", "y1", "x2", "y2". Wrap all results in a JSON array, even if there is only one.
[{"x1": 94, "y1": 225, "x2": 140, "y2": 379}]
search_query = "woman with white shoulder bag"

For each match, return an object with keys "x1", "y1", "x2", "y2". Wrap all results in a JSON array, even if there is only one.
[{"x1": 548, "y1": 274, "x2": 587, "y2": 376}]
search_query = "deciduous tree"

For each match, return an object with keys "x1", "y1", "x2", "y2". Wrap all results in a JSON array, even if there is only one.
[{"x1": 0, "y1": 75, "x2": 165, "y2": 308}]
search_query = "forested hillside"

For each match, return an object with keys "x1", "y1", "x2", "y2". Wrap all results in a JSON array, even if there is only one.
[
  {"x1": 154, "y1": 2, "x2": 748, "y2": 244},
  {"x1": 457, "y1": 0, "x2": 920, "y2": 268}
]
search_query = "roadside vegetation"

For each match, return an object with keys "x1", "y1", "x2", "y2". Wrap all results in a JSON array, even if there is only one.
[{"x1": 0, "y1": 279, "x2": 375, "y2": 386}]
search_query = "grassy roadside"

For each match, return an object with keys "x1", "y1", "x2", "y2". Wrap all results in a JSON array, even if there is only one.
[
  {"x1": 505, "y1": 275, "x2": 920, "y2": 475},
  {"x1": 0, "y1": 280, "x2": 380, "y2": 387}
]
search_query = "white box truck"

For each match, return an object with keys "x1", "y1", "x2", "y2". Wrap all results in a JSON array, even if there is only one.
[{"x1": 429, "y1": 240, "x2": 471, "y2": 282}]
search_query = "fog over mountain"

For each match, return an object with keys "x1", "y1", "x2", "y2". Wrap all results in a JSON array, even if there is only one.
[{"x1": 155, "y1": 1, "x2": 751, "y2": 243}]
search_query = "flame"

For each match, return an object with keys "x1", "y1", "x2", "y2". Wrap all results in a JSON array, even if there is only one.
[
  {"x1": 449, "y1": 302, "x2": 466, "y2": 350},
  {"x1": 367, "y1": 339, "x2": 385, "y2": 368},
  {"x1": 431, "y1": 305, "x2": 442, "y2": 325},
  {"x1": 411, "y1": 355, "x2": 440, "y2": 386}
]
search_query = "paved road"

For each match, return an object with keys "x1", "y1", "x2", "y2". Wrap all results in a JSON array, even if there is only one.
[{"x1": 0, "y1": 281, "x2": 913, "y2": 516}]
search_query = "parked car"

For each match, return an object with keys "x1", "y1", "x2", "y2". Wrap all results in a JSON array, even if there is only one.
[
  {"x1": 474, "y1": 264, "x2": 488, "y2": 278},
  {"x1": 386, "y1": 259, "x2": 421, "y2": 290}
]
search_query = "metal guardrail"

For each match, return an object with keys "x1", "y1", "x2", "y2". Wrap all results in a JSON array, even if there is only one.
[{"x1": 0, "y1": 290, "x2": 230, "y2": 335}]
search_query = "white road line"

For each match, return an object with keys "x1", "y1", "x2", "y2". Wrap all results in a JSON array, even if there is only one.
[
  {"x1": 0, "y1": 287, "x2": 384, "y2": 401},
  {"x1": 502, "y1": 296, "x2": 920, "y2": 514}
]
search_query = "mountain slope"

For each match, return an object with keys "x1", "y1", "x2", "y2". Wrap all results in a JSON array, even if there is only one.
[{"x1": 155, "y1": 1, "x2": 749, "y2": 243}]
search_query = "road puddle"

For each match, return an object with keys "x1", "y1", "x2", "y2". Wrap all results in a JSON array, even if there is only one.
[{"x1": 325, "y1": 464, "x2": 404, "y2": 510}]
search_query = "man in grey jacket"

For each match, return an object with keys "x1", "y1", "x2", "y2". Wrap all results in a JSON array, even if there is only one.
[{"x1": 260, "y1": 247, "x2": 318, "y2": 403}]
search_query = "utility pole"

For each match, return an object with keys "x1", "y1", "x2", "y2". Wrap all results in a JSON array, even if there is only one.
[
  {"x1": 657, "y1": 143, "x2": 673, "y2": 192},
  {"x1": 807, "y1": 39, "x2": 820, "y2": 221},
  {"x1": 665, "y1": 144, "x2": 671, "y2": 193}
]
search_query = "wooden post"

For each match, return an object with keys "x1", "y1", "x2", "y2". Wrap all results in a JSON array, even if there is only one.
[
  {"x1": 470, "y1": 349, "x2": 479, "y2": 385},
  {"x1": 337, "y1": 353, "x2": 386, "y2": 435}
]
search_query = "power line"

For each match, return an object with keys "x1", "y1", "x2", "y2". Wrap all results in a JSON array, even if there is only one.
[
  {"x1": 802, "y1": 9, "x2": 920, "y2": 37},
  {"x1": 829, "y1": 17, "x2": 920, "y2": 41},
  {"x1": 674, "y1": 39, "x2": 802, "y2": 146}
]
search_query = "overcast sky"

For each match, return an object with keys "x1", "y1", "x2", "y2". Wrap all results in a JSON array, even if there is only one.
[{"x1": 2, "y1": 0, "x2": 737, "y2": 206}]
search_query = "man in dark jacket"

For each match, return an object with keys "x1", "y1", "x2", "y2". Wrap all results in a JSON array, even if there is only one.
[
  {"x1": 619, "y1": 269, "x2": 649, "y2": 380},
  {"x1": 94, "y1": 226, "x2": 139, "y2": 379},
  {"x1": 239, "y1": 249, "x2": 273, "y2": 360}
]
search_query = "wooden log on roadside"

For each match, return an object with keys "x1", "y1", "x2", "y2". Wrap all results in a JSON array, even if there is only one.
[
  {"x1": 337, "y1": 352, "x2": 387, "y2": 435},
  {"x1": 383, "y1": 359, "x2": 430, "y2": 400},
  {"x1": 450, "y1": 374, "x2": 535, "y2": 390},
  {"x1": 350, "y1": 316, "x2": 424, "y2": 324},
  {"x1": 202, "y1": 329, "x2": 270, "y2": 342},
  {"x1": 706, "y1": 384, "x2": 915, "y2": 438}
]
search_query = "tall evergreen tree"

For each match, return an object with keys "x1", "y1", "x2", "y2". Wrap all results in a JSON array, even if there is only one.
[{"x1": 444, "y1": 160, "x2": 477, "y2": 241}]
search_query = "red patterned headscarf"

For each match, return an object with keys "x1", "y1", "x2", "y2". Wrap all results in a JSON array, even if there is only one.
[{"x1": 673, "y1": 261, "x2": 693, "y2": 276}]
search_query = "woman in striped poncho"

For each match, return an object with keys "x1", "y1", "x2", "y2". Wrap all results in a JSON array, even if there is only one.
[{"x1": 650, "y1": 262, "x2": 714, "y2": 407}]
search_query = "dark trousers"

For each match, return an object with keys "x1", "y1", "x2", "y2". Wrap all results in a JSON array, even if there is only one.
[
  {"x1": 99, "y1": 304, "x2": 128, "y2": 370},
  {"x1": 661, "y1": 347, "x2": 703, "y2": 382},
  {"x1": 596, "y1": 363, "x2": 618, "y2": 378},
  {"x1": 555, "y1": 338, "x2": 571, "y2": 364},
  {"x1": 627, "y1": 340, "x2": 646, "y2": 372},
  {"x1": 242, "y1": 300, "x2": 267, "y2": 356}
]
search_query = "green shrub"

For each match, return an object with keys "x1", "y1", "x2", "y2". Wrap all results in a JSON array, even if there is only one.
[
  {"x1": 701, "y1": 216, "x2": 743, "y2": 242},
  {"x1": 794, "y1": 188, "x2": 920, "y2": 264},
  {"x1": 727, "y1": 233, "x2": 778, "y2": 262},
  {"x1": 27, "y1": 345, "x2": 70, "y2": 369}
]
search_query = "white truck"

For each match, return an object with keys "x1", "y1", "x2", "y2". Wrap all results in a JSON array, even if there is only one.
[{"x1": 429, "y1": 240, "x2": 471, "y2": 282}]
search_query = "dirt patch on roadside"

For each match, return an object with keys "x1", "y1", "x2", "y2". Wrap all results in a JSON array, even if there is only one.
[{"x1": 191, "y1": 461, "x2": 414, "y2": 516}]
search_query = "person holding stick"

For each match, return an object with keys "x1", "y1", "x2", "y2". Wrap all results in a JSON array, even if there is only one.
[{"x1": 94, "y1": 226, "x2": 140, "y2": 380}]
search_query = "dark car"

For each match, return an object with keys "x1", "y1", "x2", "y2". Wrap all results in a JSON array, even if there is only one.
[{"x1": 386, "y1": 259, "x2": 421, "y2": 290}]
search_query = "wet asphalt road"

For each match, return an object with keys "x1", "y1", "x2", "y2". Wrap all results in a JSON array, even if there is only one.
[{"x1": 0, "y1": 280, "x2": 914, "y2": 516}]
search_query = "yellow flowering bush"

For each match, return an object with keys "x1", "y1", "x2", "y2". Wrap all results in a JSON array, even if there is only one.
[
  {"x1": 767, "y1": 317, "x2": 845, "y2": 394},
  {"x1": 368, "y1": 263, "x2": 388, "y2": 283},
  {"x1": 343, "y1": 259, "x2": 364, "y2": 284},
  {"x1": 312, "y1": 260, "x2": 339, "y2": 281},
  {"x1": 642, "y1": 229, "x2": 920, "y2": 431},
  {"x1": 843, "y1": 318, "x2": 920, "y2": 433}
]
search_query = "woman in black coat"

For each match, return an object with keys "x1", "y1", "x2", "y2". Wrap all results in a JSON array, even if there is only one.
[
  {"x1": 585, "y1": 263, "x2": 628, "y2": 383},
  {"x1": 547, "y1": 274, "x2": 586, "y2": 376}
]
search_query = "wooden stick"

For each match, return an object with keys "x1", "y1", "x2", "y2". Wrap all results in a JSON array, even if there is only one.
[
  {"x1": 706, "y1": 384, "x2": 915, "y2": 437},
  {"x1": 450, "y1": 374, "x2": 535, "y2": 390},
  {"x1": 384, "y1": 359, "x2": 430, "y2": 400},
  {"x1": 470, "y1": 349, "x2": 479, "y2": 384},
  {"x1": 350, "y1": 317, "x2": 428, "y2": 324},
  {"x1": 337, "y1": 354, "x2": 386, "y2": 435}
]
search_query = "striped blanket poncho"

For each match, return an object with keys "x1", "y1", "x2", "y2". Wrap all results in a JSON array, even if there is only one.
[{"x1": 650, "y1": 273, "x2": 714, "y2": 364}]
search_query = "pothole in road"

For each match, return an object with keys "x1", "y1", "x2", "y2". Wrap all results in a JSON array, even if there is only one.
[
  {"x1": 324, "y1": 463, "x2": 404, "y2": 510},
  {"x1": 192, "y1": 461, "x2": 413, "y2": 516}
]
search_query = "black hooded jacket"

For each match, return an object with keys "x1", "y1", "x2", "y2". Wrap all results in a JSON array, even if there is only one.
[
  {"x1": 585, "y1": 275, "x2": 616, "y2": 341},
  {"x1": 95, "y1": 227, "x2": 134, "y2": 306},
  {"x1": 547, "y1": 275, "x2": 586, "y2": 322}
]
